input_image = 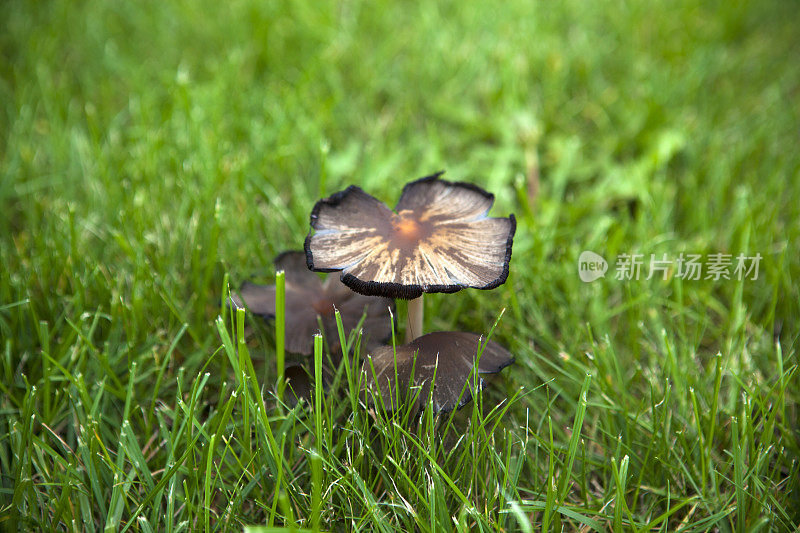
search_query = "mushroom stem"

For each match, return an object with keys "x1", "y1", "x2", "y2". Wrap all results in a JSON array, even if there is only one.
[{"x1": 406, "y1": 296, "x2": 424, "y2": 342}]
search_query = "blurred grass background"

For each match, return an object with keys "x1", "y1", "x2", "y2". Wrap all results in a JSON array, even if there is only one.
[{"x1": 1, "y1": 0, "x2": 799, "y2": 531}]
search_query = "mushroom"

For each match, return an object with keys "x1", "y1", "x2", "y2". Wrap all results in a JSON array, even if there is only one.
[
  {"x1": 283, "y1": 362, "x2": 332, "y2": 408},
  {"x1": 231, "y1": 251, "x2": 393, "y2": 357},
  {"x1": 283, "y1": 363, "x2": 312, "y2": 407},
  {"x1": 363, "y1": 331, "x2": 514, "y2": 413},
  {"x1": 304, "y1": 172, "x2": 515, "y2": 342}
]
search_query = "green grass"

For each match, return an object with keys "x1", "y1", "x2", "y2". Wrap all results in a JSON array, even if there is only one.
[{"x1": 2, "y1": 0, "x2": 799, "y2": 530}]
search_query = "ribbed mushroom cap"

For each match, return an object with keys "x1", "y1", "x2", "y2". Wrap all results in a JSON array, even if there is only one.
[
  {"x1": 363, "y1": 331, "x2": 514, "y2": 413},
  {"x1": 304, "y1": 172, "x2": 516, "y2": 299},
  {"x1": 231, "y1": 251, "x2": 393, "y2": 356}
]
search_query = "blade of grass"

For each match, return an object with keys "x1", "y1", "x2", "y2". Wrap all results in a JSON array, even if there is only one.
[{"x1": 275, "y1": 270, "x2": 286, "y2": 403}]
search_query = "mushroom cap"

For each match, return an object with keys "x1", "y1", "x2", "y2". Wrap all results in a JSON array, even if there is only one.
[
  {"x1": 304, "y1": 172, "x2": 516, "y2": 299},
  {"x1": 283, "y1": 363, "x2": 312, "y2": 408},
  {"x1": 231, "y1": 251, "x2": 393, "y2": 356},
  {"x1": 283, "y1": 362, "x2": 332, "y2": 408},
  {"x1": 363, "y1": 331, "x2": 514, "y2": 413}
]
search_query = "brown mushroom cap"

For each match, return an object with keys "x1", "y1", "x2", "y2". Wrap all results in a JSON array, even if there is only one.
[
  {"x1": 231, "y1": 251, "x2": 393, "y2": 356},
  {"x1": 283, "y1": 363, "x2": 312, "y2": 407},
  {"x1": 363, "y1": 331, "x2": 514, "y2": 413},
  {"x1": 304, "y1": 172, "x2": 516, "y2": 299},
  {"x1": 283, "y1": 362, "x2": 333, "y2": 408}
]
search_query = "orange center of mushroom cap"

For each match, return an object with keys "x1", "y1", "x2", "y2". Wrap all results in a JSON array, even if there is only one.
[{"x1": 393, "y1": 217, "x2": 422, "y2": 244}]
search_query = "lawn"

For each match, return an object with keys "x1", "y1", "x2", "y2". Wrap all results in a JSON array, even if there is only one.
[{"x1": 1, "y1": 0, "x2": 799, "y2": 531}]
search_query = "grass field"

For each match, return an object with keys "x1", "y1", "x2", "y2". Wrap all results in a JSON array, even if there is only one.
[{"x1": 2, "y1": 0, "x2": 799, "y2": 531}]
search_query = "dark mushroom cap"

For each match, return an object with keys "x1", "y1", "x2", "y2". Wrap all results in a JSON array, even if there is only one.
[
  {"x1": 283, "y1": 362, "x2": 333, "y2": 408},
  {"x1": 304, "y1": 172, "x2": 516, "y2": 299},
  {"x1": 363, "y1": 331, "x2": 514, "y2": 413},
  {"x1": 283, "y1": 363, "x2": 312, "y2": 408},
  {"x1": 231, "y1": 251, "x2": 393, "y2": 356}
]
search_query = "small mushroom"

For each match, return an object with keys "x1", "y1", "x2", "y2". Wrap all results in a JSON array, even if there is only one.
[
  {"x1": 231, "y1": 251, "x2": 393, "y2": 356},
  {"x1": 304, "y1": 172, "x2": 515, "y2": 341},
  {"x1": 363, "y1": 331, "x2": 514, "y2": 413}
]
